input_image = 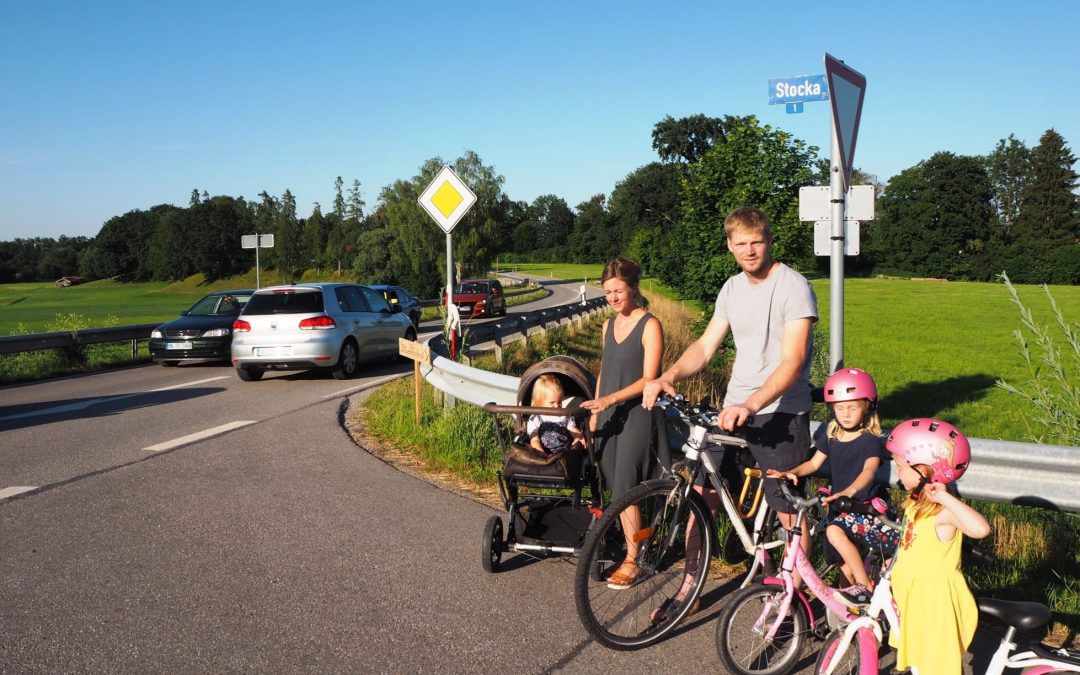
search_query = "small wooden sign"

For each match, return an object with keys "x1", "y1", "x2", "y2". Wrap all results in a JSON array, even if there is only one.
[{"x1": 398, "y1": 338, "x2": 431, "y2": 365}]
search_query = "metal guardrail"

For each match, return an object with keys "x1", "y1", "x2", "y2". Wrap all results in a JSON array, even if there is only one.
[
  {"x1": 10, "y1": 291, "x2": 1076, "y2": 513},
  {"x1": 0, "y1": 323, "x2": 160, "y2": 356},
  {"x1": 420, "y1": 318, "x2": 1080, "y2": 514}
]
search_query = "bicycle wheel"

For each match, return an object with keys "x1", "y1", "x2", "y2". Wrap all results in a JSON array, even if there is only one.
[
  {"x1": 814, "y1": 626, "x2": 880, "y2": 675},
  {"x1": 715, "y1": 583, "x2": 809, "y2": 675},
  {"x1": 573, "y1": 478, "x2": 713, "y2": 650}
]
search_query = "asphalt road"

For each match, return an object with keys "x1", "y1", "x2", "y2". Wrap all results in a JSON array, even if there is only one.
[{"x1": 0, "y1": 279, "x2": 996, "y2": 672}]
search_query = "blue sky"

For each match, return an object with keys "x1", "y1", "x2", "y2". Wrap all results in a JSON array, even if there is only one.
[{"x1": 3, "y1": 1, "x2": 1078, "y2": 240}]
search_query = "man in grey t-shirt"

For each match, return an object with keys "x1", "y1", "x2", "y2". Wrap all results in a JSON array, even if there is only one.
[{"x1": 644, "y1": 206, "x2": 818, "y2": 530}]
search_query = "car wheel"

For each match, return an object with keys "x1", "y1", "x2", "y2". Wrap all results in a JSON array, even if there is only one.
[
  {"x1": 397, "y1": 329, "x2": 417, "y2": 363},
  {"x1": 235, "y1": 366, "x2": 264, "y2": 381},
  {"x1": 161, "y1": 360, "x2": 180, "y2": 367},
  {"x1": 332, "y1": 340, "x2": 359, "y2": 380}
]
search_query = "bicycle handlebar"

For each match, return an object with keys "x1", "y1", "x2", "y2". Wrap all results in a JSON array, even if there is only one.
[
  {"x1": 777, "y1": 479, "x2": 825, "y2": 512},
  {"x1": 655, "y1": 393, "x2": 749, "y2": 441}
]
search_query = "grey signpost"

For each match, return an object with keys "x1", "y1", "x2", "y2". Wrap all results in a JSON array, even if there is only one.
[
  {"x1": 771, "y1": 57, "x2": 867, "y2": 371},
  {"x1": 241, "y1": 233, "x2": 275, "y2": 289},
  {"x1": 823, "y1": 53, "x2": 866, "y2": 371}
]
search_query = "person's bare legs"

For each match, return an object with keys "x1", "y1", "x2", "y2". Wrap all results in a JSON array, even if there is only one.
[
  {"x1": 827, "y1": 524, "x2": 872, "y2": 589},
  {"x1": 672, "y1": 484, "x2": 720, "y2": 601},
  {"x1": 616, "y1": 504, "x2": 641, "y2": 575}
]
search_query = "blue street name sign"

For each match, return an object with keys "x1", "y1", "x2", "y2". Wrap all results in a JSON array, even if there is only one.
[{"x1": 768, "y1": 74, "x2": 829, "y2": 105}]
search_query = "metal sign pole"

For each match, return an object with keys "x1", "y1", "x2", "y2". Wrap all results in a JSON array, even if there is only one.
[
  {"x1": 829, "y1": 118, "x2": 845, "y2": 372},
  {"x1": 255, "y1": 238, "x2": 261, "y2": 290},
  {"x1": 446, "y1": 231, "x2": 455, "y2": 358}
]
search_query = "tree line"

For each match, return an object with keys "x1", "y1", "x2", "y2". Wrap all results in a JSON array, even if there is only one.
[{"x1": 2, "y1": 116, "x2": 1076, "y2": 302}]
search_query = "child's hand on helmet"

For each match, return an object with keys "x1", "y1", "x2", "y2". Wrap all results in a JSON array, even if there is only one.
[{"x1": 922, "y1": 482, "x2": 950, "y2": 503}]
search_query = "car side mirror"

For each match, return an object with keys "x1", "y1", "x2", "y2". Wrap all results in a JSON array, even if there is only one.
[{"x1": 387, "y1": 304, "x2": 401, "y2": 314}]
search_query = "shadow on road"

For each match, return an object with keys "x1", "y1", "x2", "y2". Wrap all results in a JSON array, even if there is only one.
[{"x1": 0, "y1": 387, "x2": 225, "y2": 432}]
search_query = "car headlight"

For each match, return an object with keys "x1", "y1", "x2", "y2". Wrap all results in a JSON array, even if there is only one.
[
  {"x1": 202, "y1": 328, "x2": 230, "y2": 337},
  {"x1": 151, "y1": 328, "x2": 163, "y2": 338}
]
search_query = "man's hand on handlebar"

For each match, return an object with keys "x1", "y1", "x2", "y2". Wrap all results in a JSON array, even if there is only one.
[
  {"x1": 718, "y1": 403, "x2": 754, "y2": 431},
  {"x1": 642, "y1": 377, "x2": 676, "y2": 410}
]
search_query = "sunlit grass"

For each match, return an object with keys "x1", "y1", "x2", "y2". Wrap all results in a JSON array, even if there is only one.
[{"x1": 814, "y1": 277, "x2": 1080, "y2": 441}]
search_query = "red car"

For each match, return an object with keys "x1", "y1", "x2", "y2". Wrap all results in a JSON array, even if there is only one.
[{"x1": 444, "y1": 279, "x2": 506, "y2": 317}]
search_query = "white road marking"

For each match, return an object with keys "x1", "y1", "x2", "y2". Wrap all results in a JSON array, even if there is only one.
[
  {"x1": 0, "y1": 486, "x2": 37, "y2": 500},
  {"x1": 143, "y1": 420, "x2": 256, "y2": 452},
  {"x1": 150, "y1": 376, "x2": 229, "y2": 392},
  {"x1": 0, "y1": 376, "x2": 230, "y2": 422},
  {"x1": 321, "y1": 374, "x2": 406, "y2": 400}
]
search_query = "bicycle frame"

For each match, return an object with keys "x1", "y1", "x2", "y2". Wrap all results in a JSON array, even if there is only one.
[
  {"x1": 753, "y1": 497, "x2": 863, "y2": 643},
  {"x1": 818, "y1": 561, "x2": 901, "y2": 675},
  {"x1": 681, "y1": 421, "x2": 785, "y2": 588},
  {"x1": 984, "y1": 628, "x2": 1080, "y2": 674}
]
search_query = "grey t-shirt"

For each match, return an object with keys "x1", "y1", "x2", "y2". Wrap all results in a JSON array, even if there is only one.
[{"x1": 714, "y1": 262, "x2": 818, "y2": 415}]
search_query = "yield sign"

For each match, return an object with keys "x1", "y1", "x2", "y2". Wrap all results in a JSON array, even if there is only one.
[
  {"x1": 418, "y1": 165, "x2": 477, "y2": 234},
  {"x1": 824, "y1": 53, "x2": 866, "y2": 192}
]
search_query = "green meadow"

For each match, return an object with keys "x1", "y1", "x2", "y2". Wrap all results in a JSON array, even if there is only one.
[{"x1": 3, "y1": 269, "x2": 1077, "y2": 444}]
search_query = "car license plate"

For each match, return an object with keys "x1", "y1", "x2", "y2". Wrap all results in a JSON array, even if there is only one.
[
  {"x1": 166, "y1": 341, "x2": 193, "y2": 350},
  {"x1": 254, "y1": 346, "x2": 291, "y2": 356}
]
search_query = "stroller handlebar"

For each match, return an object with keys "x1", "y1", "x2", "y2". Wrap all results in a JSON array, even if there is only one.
[{"x1": 482, "y1": 402, "x2": 589, "y2": 418}]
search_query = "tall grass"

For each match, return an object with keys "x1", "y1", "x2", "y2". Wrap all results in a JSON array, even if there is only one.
[{"x1": 995, "y1": 273, "x2": 1080, "y2": 446}]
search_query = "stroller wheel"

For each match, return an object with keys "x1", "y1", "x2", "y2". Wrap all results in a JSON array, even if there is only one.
[{"x1": 482, "y1": 516, "x2": 504, "y2": 573}]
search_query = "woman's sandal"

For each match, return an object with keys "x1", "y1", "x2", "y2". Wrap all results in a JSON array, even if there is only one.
[
  {"x1": 650, "y1": 597, "x2": 702, "y2": 624},
  {"x1": 606, "y1": 561, "x2": 640, "y2": 590}
]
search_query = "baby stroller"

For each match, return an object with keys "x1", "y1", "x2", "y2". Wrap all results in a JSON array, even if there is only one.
[{"x1": 481, "y1": 355, "x2": 603, "y2": 572}]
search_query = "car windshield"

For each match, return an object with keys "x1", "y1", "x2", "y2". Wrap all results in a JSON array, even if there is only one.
[
  {"x1": 455, "y1": 283, "x2": 487, "y2": 294},
  {"x1": 244, "y1": 290, "x2": 324, "y2": 314},
  {"x1": 188, "y1": 294, "x2": 251, "y2": 316}
]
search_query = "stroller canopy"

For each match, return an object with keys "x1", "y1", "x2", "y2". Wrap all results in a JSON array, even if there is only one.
[{"x1": 517, "y1": 355, "x2": 596, "y2": 410}]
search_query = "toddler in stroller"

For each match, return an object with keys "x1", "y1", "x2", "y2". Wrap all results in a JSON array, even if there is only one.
[
  {"x1": 527, "y1": 374, "x2": 586, "y2": 454},
  {"x1": 481, "y1": 356, "x2": 604, "y2": 573}
]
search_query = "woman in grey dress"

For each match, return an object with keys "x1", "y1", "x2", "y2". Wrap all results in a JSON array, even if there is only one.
[{"x1": 582, "y1": 256, "x2": 664, "y2": 589}]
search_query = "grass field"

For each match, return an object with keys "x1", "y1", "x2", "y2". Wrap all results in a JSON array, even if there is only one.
[
  {"x1": 4, "y1": 269, "x2": 1079, "y2": 443},
  {"x1": 501, "y1": 264, "x2": 1080, "y2": 442}
]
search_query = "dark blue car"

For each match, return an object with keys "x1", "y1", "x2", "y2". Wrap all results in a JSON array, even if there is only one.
[
  {"x1": 149, "y1": 289, "x2": 255, "y2": 366},
  {"x1": 369, "y1": 284, "x2": 422, "y2": 329}
]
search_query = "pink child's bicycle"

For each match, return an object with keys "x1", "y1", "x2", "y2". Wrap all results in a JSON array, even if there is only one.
[{"x1": 715, "y1": 481, "x2": 896, "y2": 675}]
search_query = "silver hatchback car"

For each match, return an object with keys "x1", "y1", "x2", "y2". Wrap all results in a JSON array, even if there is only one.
[{"x1": 230, "y1": 283, "x2": 417, "y2": 381}]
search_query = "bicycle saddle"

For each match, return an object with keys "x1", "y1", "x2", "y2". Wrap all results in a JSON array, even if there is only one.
[{"x1": 977, "y1": 597, "x2": 1052, "y2": 632}]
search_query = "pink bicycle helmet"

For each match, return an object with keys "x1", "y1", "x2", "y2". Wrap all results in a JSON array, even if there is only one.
[
  {"x1": 885, "y1": 418, "x2": 971, "y2": 484},
  {"x1": 823, "y1": 368, "x2": 877, "y2": 403}
]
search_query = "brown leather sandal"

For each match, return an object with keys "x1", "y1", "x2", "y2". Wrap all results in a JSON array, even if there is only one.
[{"x1": 606, "y1": 561, "x2": 640, "y2": 589}]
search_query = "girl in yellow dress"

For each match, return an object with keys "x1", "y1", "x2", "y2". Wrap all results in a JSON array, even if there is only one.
[{"x1": 885, "y1": 418, "x2": 991, "y2": 675}]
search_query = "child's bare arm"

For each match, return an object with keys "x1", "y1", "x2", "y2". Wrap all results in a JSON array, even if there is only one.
[
  {"x1": 924, "y1": 483, "x2": 991, "y2": 540},
  {"x1": 530, "y1": 435, "x2": 545, "y2": 452},
  {"x1": 766, "y1": 449, "x2": 827, "y2": 483}
]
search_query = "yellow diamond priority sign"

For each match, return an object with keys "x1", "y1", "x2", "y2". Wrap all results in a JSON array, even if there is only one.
[{"x1": 418, "y1": 165, "x2": 477, "y2": 233}]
